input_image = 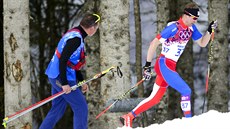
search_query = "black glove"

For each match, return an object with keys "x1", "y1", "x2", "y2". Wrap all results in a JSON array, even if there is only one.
[
  {"x1": 207, "y1": 20, "x2": 218, "y2": 34},
  {"x1": 143, "y1": 61, "x2": 152, "y2": 80}
]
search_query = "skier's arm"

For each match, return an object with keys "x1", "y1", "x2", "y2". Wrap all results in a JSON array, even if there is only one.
[
  {"x1": 59, "y1": 37, "x2": 81, "y2": 85},
  {"x1": 195, "y1": 20, "x2": 217, "y2": 47},
  {"x1": 195, "y1": 32, "x2": 212, "y2": 47},
  {"x1": 146, "y1": 38, "x2": 161, "y2": 62},
  {"x1": 146, "y1": 23, "x2": 176, "y2": 63}
]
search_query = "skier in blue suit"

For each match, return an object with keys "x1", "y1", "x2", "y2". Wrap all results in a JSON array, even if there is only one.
[{"x1": 39, "y1": 13, "x2": 100, "y2": 129}]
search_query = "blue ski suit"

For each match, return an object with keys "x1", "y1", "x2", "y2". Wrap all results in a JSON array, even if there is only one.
[{"x1": 39, "y1": 26, "x2": 88, "y2": 129}]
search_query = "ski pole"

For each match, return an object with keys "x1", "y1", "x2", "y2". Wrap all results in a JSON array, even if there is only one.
[
  {"x1": 96, "y1": 77, "x2": 146, "y2": 119},
  {"x1": 202, "y1": 28, "x2": 215, "y2": 113},
  {"x1": 2, "y1": 66, "x2": 116, "y2": 128}
]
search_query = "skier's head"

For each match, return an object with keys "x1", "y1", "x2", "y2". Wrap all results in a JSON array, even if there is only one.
[
  {"x1": 80, "y1": 13, "x2": 100, "y2": 28},
  {"x1": 80, "y1": 13, "x2": 100, "y2": 36},
  {"x1": 184, "y1": 2, "x2": 200, "y2": 18},
  {"x1": 182, "y1": 2, "x2": 199, "y2": 26}
]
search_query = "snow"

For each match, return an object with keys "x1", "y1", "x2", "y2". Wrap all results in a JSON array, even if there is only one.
[{"x1": 117, "y1": 110, "x2": 230, "y2": 129}]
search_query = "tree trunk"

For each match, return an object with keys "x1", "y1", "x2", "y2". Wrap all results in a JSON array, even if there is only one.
[
  {"x1": 0, "y1": 0, "x2": 4, "y2": 122},
  {"x1": 98, "y1": 0, "x2": 130, "y2": 128},
  {"x1": 83, "y1": 2, "x2": 101, "y2": 129},
  {"x1": 207, "y1": 0, "x2": 229, "y2": 112},
  {"x1": 3, "y1": 0, "x2": 32, "y2": 128},
  {"x1": 134, "y1": 0, "x2": 144, "y2": 97},
  {"x1": 85, "y1": 32, "x2": 101, "y2": 128},
  {"x1": 133, "y1": 0, "x2": 147, "y2": 126}
]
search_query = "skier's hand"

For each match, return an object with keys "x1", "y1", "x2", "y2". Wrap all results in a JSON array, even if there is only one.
[
  {"x1": 207, "y1": 20, "x2": 218, "y2": 34},
  {"x1": 143, "y1": 66, "x2": 152, "y2": 80},
  {"x1": 143, "y1": 61, "x2": 152, "y2": 80},
  {"x1": 81, "y1": 83, "x2": 89, "y2": 93},
  {"x1": 62, "y1": 85, "x2": 72, "y2": 94}
]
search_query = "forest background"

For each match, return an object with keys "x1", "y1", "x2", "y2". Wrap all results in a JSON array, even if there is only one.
[{"x1": 0, "y1": 0, "x2": 229, "y2": 129}]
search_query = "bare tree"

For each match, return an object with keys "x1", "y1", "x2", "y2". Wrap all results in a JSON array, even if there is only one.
[
  {"x1": 207, "y1": 0, "x2": 229, "y2": 112},
  {"x1": 97, "y1": 0, "x2": 131, "y2": 128},
  {"x1": 0, "y1": 0, "x2": 4, "y2": 121},
  {"x1": 133, "y1": 0, "x2": 144, "y2": 97},
  {"x1": 3, "y1": 0, "x2": 32, "y2": 128}
]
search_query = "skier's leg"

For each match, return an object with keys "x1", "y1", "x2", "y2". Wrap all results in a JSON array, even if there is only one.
[
  {"x1": 120, "y1": 75, "x2": 167, "y2": 127},
  {"x1": 62, "y1": 81, "x2": 88, "y2": 129},
  {"x1": 132, "y1": 76, "x2": 167, "y2": 115},
  {"x1": 159, "y1": 57, "x2": 192, "y2": 117},
  {"x1": 39, "y1": 78, "x2": 67, "y2": 129}
]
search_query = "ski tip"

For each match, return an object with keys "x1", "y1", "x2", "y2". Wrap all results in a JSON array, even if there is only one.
[
  {"x1": 2, "y1": 122, "x2": 7, "y2": 128},
  {"x1": 2, "y1": 117, "x2": 8, "y2": 128}
]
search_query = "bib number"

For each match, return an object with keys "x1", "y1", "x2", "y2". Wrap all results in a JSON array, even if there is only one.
[{"x1": 181, "y1": 101, "x2": 191, "y2": 111}]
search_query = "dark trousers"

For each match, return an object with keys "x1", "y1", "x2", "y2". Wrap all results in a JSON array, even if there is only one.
[{"x1": 39, "y1": 77, "x2": 88, "y2": 129}]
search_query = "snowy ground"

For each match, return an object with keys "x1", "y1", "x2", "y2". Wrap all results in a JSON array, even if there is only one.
[{"x1": 117, "y1": 110, "x2": 230, "y2": 129}]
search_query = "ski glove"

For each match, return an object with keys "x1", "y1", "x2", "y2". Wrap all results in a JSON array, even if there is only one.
[
  {"x1": 207, "y1": 20, "x2": 218, "y2": 34},
  {"x1": 143, "y1": 61, "x2": 152, "y2": 80}
]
